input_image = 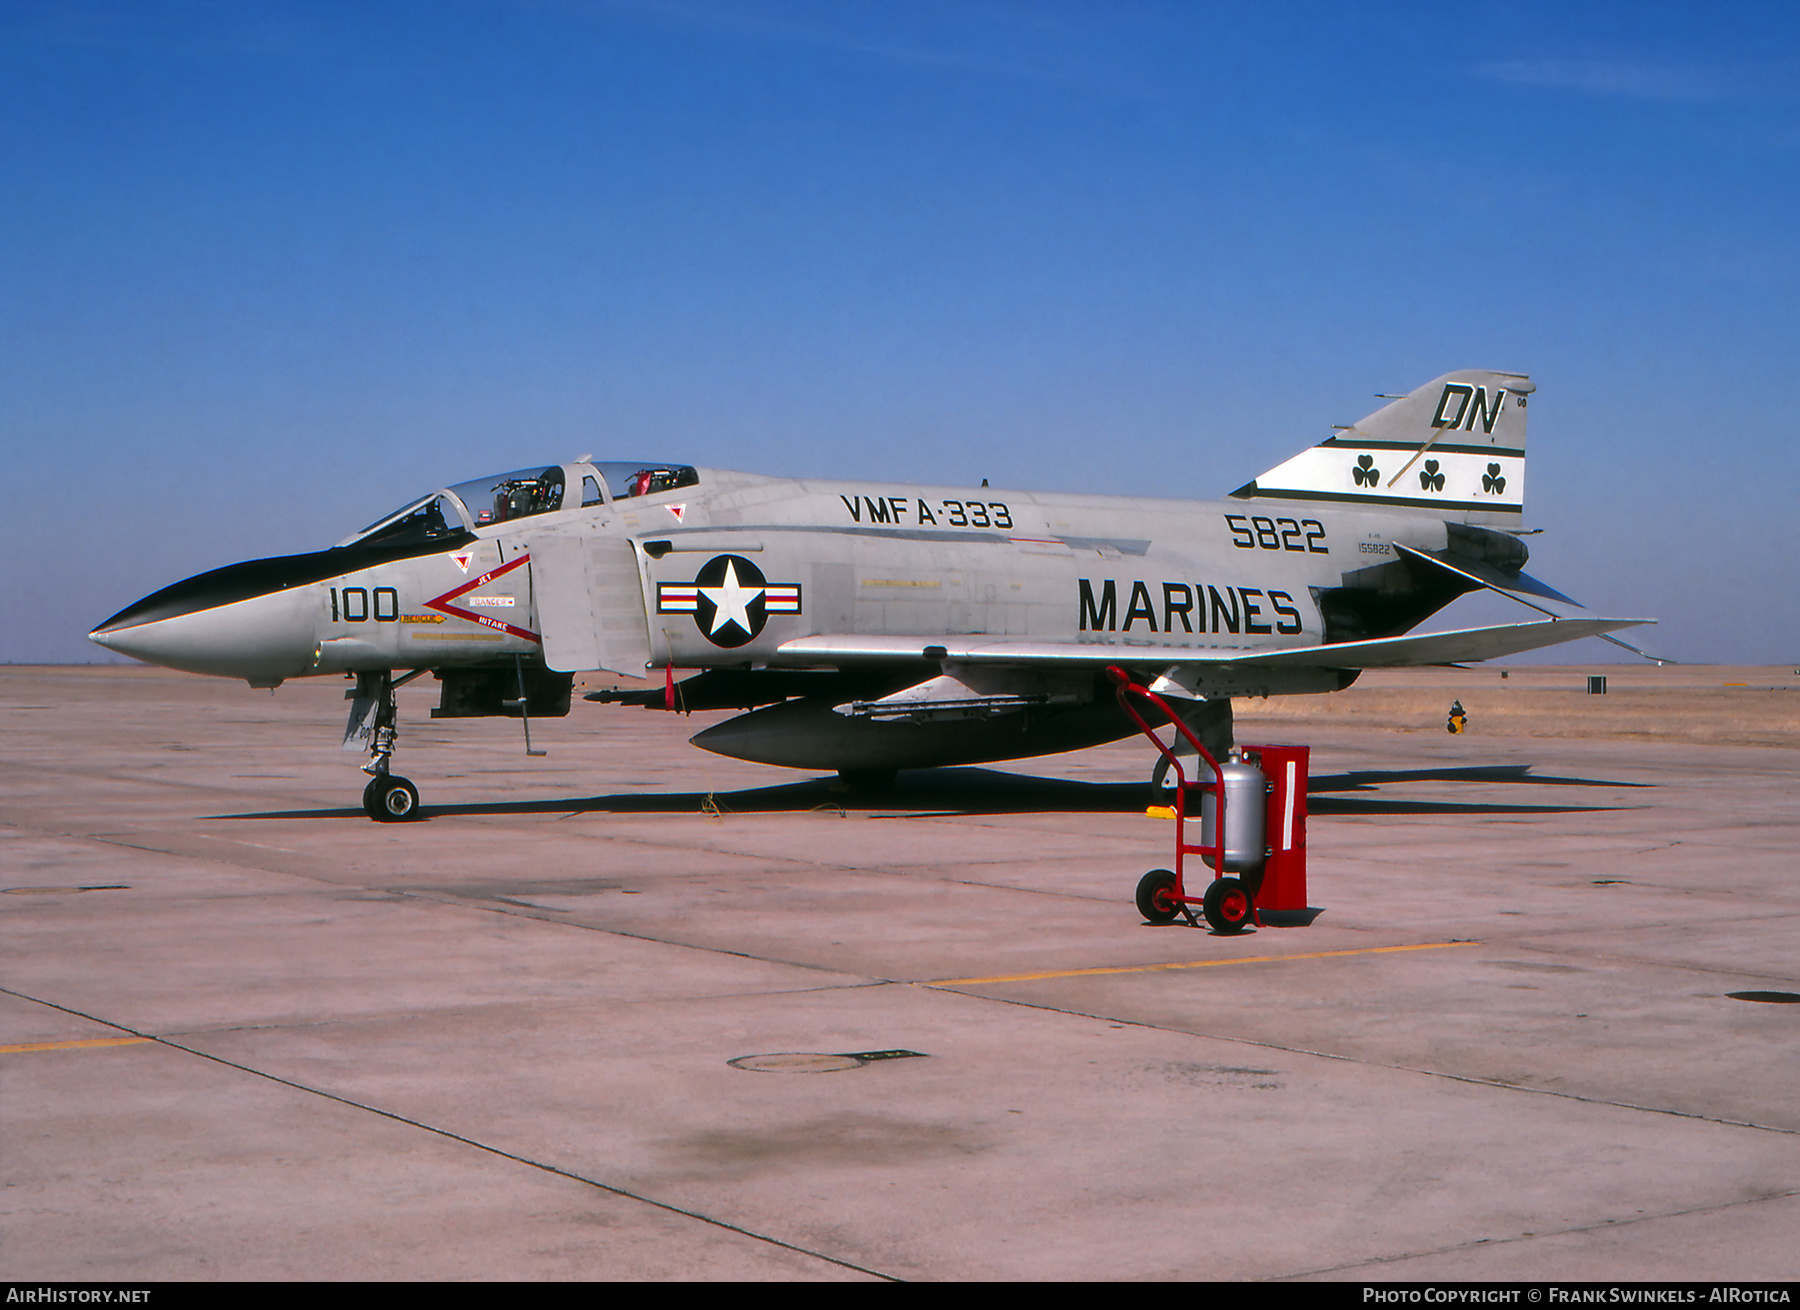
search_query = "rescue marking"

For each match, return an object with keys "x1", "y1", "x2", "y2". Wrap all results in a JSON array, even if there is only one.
[{"x1": 921, "y1": 941, "x2": 1475, "y2": 987}]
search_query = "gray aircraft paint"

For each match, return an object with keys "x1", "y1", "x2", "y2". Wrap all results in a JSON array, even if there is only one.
[{"x1": 90, "y1": 371, "x2": 1652, "y2": 778}]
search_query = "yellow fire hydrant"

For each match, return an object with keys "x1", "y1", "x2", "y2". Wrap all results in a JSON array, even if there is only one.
[{"x1": 1447, "y1": 700, "x2": 1467, "y2": 734}]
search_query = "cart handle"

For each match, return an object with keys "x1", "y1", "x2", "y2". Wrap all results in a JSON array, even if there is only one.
[
  {"x1": 1105, "y1": 665, "x2": 1225, "y2": 792},
  {"x1": 1105, "y1": 665, "x2": 1235, "y2": 904}
]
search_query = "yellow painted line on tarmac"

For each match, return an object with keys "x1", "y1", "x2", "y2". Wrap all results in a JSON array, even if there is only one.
[
  {"x1": 922, "y1": 940, "x2": 1476, "y2": 988},
  {"x1": 0, "y1": 1036, "x2": 152, "y2": 1054}
]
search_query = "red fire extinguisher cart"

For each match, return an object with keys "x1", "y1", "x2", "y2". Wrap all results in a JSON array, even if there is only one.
[{"x1": 1107, "y1": 667, "x2": 1313, "y2": 933}]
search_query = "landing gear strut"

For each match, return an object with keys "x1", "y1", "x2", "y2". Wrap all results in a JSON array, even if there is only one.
[{"x1": 347, "y1": 670, "x2": 427, "y2": 822}]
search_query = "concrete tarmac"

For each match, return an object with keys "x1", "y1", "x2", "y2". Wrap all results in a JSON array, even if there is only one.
[{"x1": 2, "y1": 665, "x2": 1797, "y2": 1281}]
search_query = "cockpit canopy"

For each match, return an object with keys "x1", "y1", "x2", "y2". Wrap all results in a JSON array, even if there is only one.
[{"x1": 341, "y1": 461, "x2": 700, "y2": 549}]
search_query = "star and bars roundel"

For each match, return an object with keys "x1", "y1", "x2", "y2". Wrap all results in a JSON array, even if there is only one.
[{"x1": 656, "y1": 554, "x2": 802, "y2": 648}]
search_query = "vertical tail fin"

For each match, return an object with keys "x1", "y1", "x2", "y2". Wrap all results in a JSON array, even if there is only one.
[{"x1": 1230, "y1": 370, "x2": 1532, "y2": 526}]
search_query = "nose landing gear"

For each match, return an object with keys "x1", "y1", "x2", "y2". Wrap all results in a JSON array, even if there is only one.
[
  {"x1": 347, "y1": 669, "x2": 427, "y2": 822},
  {"x1": 362, "y1": 773, "x2": 419, "y2": 821}
]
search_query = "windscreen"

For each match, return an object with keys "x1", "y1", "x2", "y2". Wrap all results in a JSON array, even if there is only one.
[{"x1": 342, "y1": 493, "x2": 472, "y2": 549}]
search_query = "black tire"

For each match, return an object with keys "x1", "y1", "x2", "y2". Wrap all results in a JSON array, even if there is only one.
[
  {"x1": 1150, "y1": 754, "x2": 1179, "y2": 805},
  {"x1": 1148, "y1": 702, "x2": 1234, "y2": 806},
  {"x1": 1202, "y1": 877, "x2": 1254, "y2": 934},
  {"x1": 1136, "y1": 869, "x2": 1180, "y2": 924},
  {"x1": 361, "y1": 777, "x2": 382, "y2": 819},
  {"x1": 371, "y1": 776, "x2": 420, "y2": 822}
]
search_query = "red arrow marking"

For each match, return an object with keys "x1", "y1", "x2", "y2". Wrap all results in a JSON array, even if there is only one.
[{"x1": 424, "y1": 552, "x2": 542, "y2": 643}]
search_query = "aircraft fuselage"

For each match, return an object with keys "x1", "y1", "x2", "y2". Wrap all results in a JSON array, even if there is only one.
[
  {"x1": 90, "y1": 371, "x2": 1651, "y2": 792},
  {"x1": 93, "y1": 469, "x2": 1470, "y2": 691}
]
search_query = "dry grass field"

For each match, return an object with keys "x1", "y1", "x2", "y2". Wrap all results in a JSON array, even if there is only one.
[{"x1": 1234, "y1": 664, "x2": 1800, "y2": 749}]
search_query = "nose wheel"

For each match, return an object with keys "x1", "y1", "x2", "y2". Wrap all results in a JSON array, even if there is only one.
[
  {"x1": 362, "y1": 774, "x2": 420, "y2": 822},
  {"x1": 347, "y1": 669, "x2": 427, "y2": 821}
]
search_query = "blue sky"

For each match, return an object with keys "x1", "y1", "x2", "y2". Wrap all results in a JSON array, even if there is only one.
[{"x1": 4, "y1": 0, "x2": 1796, "y2": 664}]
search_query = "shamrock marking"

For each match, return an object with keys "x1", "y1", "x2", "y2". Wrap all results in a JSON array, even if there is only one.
[
  {"x1": 1482, "y1": 463, "x2": 1507, "y2": 495},
  {"x1": 1352, "y1": 454, "x2": 1380, "y2": 487},
  {"x1": 1418, "y1": 458, "x2": 1445, "y2": 492}
]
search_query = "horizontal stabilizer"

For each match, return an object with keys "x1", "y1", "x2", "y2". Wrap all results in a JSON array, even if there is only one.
[
  {"x1": 776, "y1": 616, "x2": 1653, "y2": 672},
  {"x1": 1597, "y1": 631, "x2": 1678, "y2": 665},
  {"x1": 1393, "y1": 543, "x2": 1581, "y2": 612},
  {"x1": 1239, "y1": 617, "x2": 1652, "y2": 668}
]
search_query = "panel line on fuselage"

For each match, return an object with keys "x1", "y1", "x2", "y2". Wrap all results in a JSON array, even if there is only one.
[{"x1": 647, "y1": 522, "x2": 1154, "y2": 555}]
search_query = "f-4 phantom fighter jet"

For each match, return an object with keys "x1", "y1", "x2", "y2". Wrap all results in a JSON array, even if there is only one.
[{"x1": 91, "y1": 370, "x2": 1652, "y2": 820}]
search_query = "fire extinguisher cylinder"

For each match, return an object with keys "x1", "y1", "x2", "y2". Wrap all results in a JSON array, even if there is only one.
[{"x1": 1198, "y1": 746, "x2": 1268, "y2": 873}]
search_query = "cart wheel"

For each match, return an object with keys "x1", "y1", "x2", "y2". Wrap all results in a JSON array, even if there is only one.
[
  {"x1": 1136, "y1": 869, "x2": 1181, "y2": 924},
  {"x1": 1202, "y1": 877, "x2": 1254, "y2": 934}
]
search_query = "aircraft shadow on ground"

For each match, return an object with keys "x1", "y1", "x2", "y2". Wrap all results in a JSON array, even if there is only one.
[{"x1": 219, "y1": 762, "x2": 1646, "y2": 822}]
